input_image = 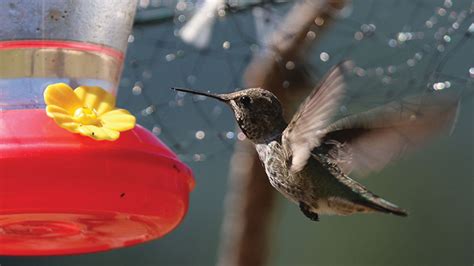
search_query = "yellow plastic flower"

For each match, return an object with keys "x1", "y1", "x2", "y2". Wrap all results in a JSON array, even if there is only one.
[{"x1": 44, "y1": 83, "x2": 136, "y2": 141}]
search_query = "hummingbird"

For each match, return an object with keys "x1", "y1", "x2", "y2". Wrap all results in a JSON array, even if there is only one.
[{"x1": 172, "y1": 61, "x2": 459, "y2": 221}]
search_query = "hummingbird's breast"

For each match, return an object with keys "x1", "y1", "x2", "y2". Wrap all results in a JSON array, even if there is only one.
[{"x1": 255, "y1": 140, "x2": 306, "y2": 203}]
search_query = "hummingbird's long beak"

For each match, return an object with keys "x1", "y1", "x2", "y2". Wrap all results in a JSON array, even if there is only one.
[{"x1": 171, "y1": 87, "x2": 229, "y2": 102}]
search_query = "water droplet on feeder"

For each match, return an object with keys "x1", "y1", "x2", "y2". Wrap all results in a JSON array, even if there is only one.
[
  {"x1": 222, "y1": 41, "x2": 231, "y2": 49},
  {"x1": 141, "y1": 105, "x2": 155, "y2": 116},
  {"x1": 387, "y1": 65, "x2": 397, "y2": 74},
  {"x1": 306, "y1": 31, "x2": 316, "y2": 40},
  {"x1": 237, "y1": 132, "x2": 246, "y2": 141},
  {"x1": 152, "y1": 126, "x2": 161, "y2": 136},
  {"x1": 178, "y1": 14, "x2": 186, "y2": 23},
  {"x1": 132, "y1": 85, "x2": 142, "y2": 95},
  {"x1": 176, "y1": 1, "x2": 187, "y2": 11},
  {"x1": 320, "y1": 52, "x2": 329, "y2": 62},
  {"x1": 360, "y1": 24, "x2": 375, "y2": 36},
  {"x1": 444, "y1": 0, "x2": 452, "y2": 8},
  {"x1": 360, "y1": 24, "x2": 370, "y2": 32},
  {"x1": 165, "y1": 54, "x2": 176, "y2": 62},
  {"x1": 414, "y1": 52, "x2": 423, "y2": 61},
  {"x1": 133, "y1": 81, "x2": 143, "y2": 94},
  {"x1": 397, "y1": 32, "x2": 408, "y2": 42},
  {"x1": 388, "y1": 39, "x2": 397, "y2": 47},
  {"x1": 285, "y1": 61, "x2": 295, "y2": 70},
  {"x1": 225, "y1": 131, "x2": 235, "y2": 139},
  {"x1": 354, "y1": 31, "x2": 363, "y2": 40},
  {"x1": 314, "y1": 17, "x2": 324, "y2": 26},
  {"x1": 195, "y1": 130, "x2": 205, "y2": 140},
  {"x1": 193, "y1": 153, "x2": 206, "y2": 162},
  {"x1": 433, "y1": 82, "x2": 446, "y2": 91},
  {"x1": 437, "y1": 8, "x2": 447, "y2": 16},
  {"x1": 145, "y1": 106, "x2": 155, "y2": 114},
  {"x1": 218, "y1": 8, "x2": 226, "y2": 17}
]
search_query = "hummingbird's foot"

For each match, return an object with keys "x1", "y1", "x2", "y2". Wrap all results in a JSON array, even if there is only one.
[{"x1": 299, "y1": 202, "x2": 319, "y2": 221}]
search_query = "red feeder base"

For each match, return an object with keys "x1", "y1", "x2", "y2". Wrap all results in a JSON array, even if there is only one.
[{"x1": 0, "y1": 109, "x2": 195, "y2": 255}]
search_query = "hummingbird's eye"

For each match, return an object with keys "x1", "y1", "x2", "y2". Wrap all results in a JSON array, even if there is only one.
[{"x1": 240, "y1": 96, "x2": 251, "y2": 107}]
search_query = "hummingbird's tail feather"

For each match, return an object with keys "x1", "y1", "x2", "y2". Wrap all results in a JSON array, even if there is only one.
[
  {"x1": 354, "y1": 196, "x2": 408, "y2": 217},
  {"x1": 330, "y1": 171, "x2": 408, "y2": 217}
]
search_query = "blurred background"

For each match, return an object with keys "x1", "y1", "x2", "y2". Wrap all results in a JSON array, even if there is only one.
[{"x1": 1, "y1": 0, "x2": 473, "y2": 265}]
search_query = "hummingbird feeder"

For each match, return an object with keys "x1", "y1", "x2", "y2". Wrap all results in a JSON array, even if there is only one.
[{"x1": 0, "y1": 0, "x2": 194, "y2": 255}]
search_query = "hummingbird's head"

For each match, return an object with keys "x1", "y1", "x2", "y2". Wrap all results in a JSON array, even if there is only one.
[{"x1": 173, "y1": 87, "x2": 287, "y2": 143}]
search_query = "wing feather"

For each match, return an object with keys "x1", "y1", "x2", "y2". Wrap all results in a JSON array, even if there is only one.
[
  {"x1": 320, "y1": 92, "x2": 460, "y2": 176},
  {"x1": 282, "y1": 61, "x2": 350, "y2": 172}
]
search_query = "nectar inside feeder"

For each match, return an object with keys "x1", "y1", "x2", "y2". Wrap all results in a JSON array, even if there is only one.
[{"x1": 0, "y1": 0, "x2": 194, "y2": 256}]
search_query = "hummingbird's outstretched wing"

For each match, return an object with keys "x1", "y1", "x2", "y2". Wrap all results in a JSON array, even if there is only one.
[
  {"x1": 320, "y1": 92, "x2": 460, "y2": 176},
  {"x1": 282, "y1": 61, "x2": 349, "y2": 172}
]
